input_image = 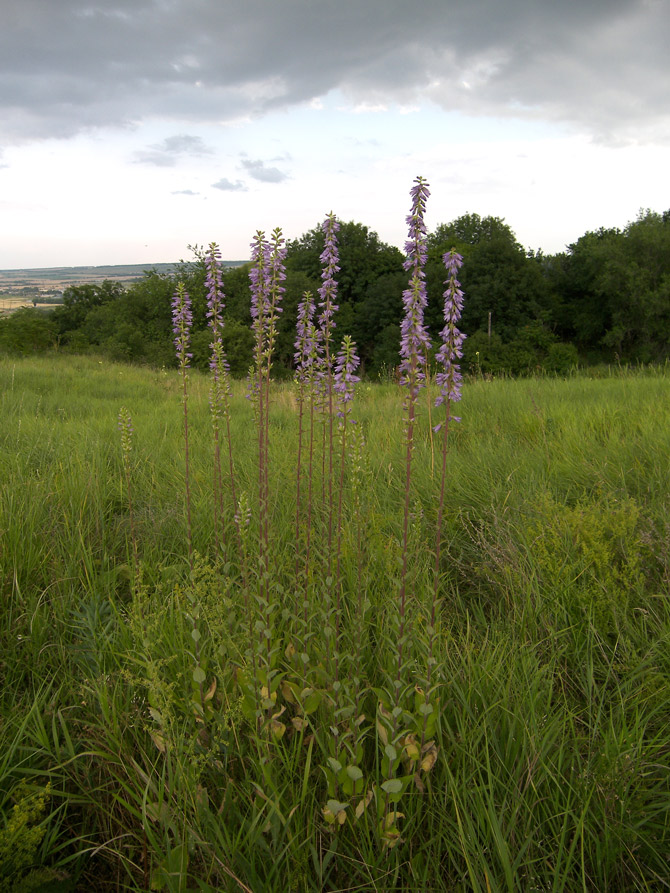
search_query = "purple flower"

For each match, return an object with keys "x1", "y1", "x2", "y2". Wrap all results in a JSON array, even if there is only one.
[
  {"x1": 172, "y1": 283, "x2": 192, "y2": 368},
  {"x1": 295, "y1": 291, "x2": 320, "y2": 380},
  {"x1": 205, "y1": 242, "x2": 232, "y2": 386},
  {"x1": 205, "y1": 242, "x2": 225, "y2": 336},
  {"x1": 317, "y1": 212, "x2": 339, "y2": 354},
  {"x1": 249, "y1": 231, "x2": 269, "y2": 326},
  {"x1": 333, "y1": 335, "x2": 360, "y2": 417},
  {"x1": 266, "y1": 228, "x2": 287, "y2": 321},
  {"x1": 399, "y1": 176, "x2": 431, "y2": 394},
  {"x1": 248, "y1": 228, "x2": 285, "y2": 405},
  {"x1": 434, "y1": 249, "x2": 466, "y2": 420}
]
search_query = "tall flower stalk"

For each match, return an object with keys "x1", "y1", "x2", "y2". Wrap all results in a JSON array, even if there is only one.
[
  {"x1": 249, "y1": 231, "x2": 270, "y2": 583},
  {"x1": 332, "y1": 335, "x2": 360, "y2": 683},
  {"x1": 205, "y1": 242, "x2": 236, "y2": 559},
  {"x1": 173, "y1": 281, "x2": 206, "y2": 709},
  {"x1": 397, "y1": 176, "x2": 431, "y2": 683},
  {"x1": 172, "y1": 282, "x2": 194, "y2": 569},
  {"x1": 248, "y1": 228, "x2": 286, "y2": 707},
  {"x1": 378, "y1": 176, "x2": 431, "y2": 830},
  {"x1": 118, "y1": 407, "x2": 138, "y2": 581},
  {"x1": 426, "y1": 251, "x2": 465, "y2": 737},
  {"x1": 294, "y1": 291, "x2": 319, "y2": 611},
  {"x1": 317, "y1": 213, "x2": 340, "y2": 572}
]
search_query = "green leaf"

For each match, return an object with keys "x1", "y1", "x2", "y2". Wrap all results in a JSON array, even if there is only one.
[
  {"x1": 326, "y1": 799, "x2": 348, "y2": 814},
  {"x1": 192, "y1": 666, "x2": 206, "y2": 685},
  {"x1": 381, "y1": 779, "x2": 403, "y2": 794}
]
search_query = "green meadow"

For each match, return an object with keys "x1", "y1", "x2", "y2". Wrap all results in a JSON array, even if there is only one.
[{"x1": 1, "y1": 354, "x2": 669, "y2": 891}]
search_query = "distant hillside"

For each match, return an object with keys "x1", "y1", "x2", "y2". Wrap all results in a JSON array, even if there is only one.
[{"x1": 0, "y1": 260, "x2": 247, "y2": 290}]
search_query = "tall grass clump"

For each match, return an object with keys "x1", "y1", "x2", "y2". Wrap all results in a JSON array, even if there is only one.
[{"x1": 1, "y1": 178, "x2": 669, "y2": 891}]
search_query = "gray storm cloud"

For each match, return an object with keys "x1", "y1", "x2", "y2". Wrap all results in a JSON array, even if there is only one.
[{"x1": 1, "y1": 0, "x2": 668, "y2": 144}]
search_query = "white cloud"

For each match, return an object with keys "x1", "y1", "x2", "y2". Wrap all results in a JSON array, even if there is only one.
[
  {"x1": 240, "y1": 158, "x2": 289, "y2": 183},
  {"x1": 134, "y1": 134, "x2": 213, "y2": 166},
  {"x1": 212, "y1": 177, "x2": 247, "y2": 192}
]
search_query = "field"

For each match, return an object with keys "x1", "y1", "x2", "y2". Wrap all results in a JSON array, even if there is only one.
[
  {"x1": 1, "y1": 354, "x2": 669, "y2": 891},
  {"x1": 0, "y1": 263, "x2": 181, "y2": 289}
]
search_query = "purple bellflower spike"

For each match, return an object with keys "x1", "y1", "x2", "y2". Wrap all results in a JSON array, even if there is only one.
[
  {"x1": 317, "y1": 212, "x2": 340, "y2": 387},
  {"x1": 205, "y1": 242, "x2": 225, "y2": 334},
  {"x1": 266, "y1": 228, "x2": 287, "y2": 322},
  {"x1": 248, "y1": 231, "x2": 269, "y2": 403},
  {"x1": 172, "y1": 283, "x2": 192, "y2": 368},
  {"x1": 399, "y1": 176, "x2": 431, "y2": 395},
  {"x1": 434, "y1": 249, "x2": 466, "y2": 429},
  {"x1": 318, "y1": 212, "x2": 340, "y2": 334},
  {"x1": 295, "y1": 291, "x2": 319, "y2": 379},
  {"x1": 333, "y1": 335, "x2": 360, "y2": 417},
  {"x1": 249, "y1": 231, "x2": 269, "y2": 322},
  {"x1": 205, "y1": 242, "x2": 230, "y2": 373}
]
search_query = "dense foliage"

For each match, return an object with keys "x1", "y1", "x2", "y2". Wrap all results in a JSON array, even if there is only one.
[
  {"x1": 1, "y1": 355, "x2": 669, "y2": 891},
  {"x1": 1, "y1": 208, "x2": 669, "y2": 373}
]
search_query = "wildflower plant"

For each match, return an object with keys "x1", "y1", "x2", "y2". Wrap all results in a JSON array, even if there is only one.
[
  {"x1": 172, "y1": 282, "x2": 194, "y2": 567},
  {"x1": 398, "y1": 176, "x2": 432, "y2": 625},
  {"x1": 245, "y1": 227, "x2": 286, "y2": 729},
  {"x1": 172, "y1": 281, "x2": 206, "y2": 708},
  {"x1": 421, "y1": 250, "x2": 465, "y2": 768},
  {"x1": 294, "y1": 290, "x2": 319, "y2": 624},
  {"x1": 117, "y1": 406, "x2": 138, "y2": 577},
  {"x1": 205, "y1": 242, "x2": 236, "y2": 558},
  {"x1": 317, "y1": 212, "x2": 340, "y2": 565},
  {"x1": 333, "y1": 334, "x2": 360, "y2": 622},
  {"x1": 376, "y1": 175, "x2": 432, "y2": 839}
]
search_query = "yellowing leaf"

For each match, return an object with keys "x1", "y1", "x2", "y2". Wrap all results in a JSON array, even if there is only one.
[
  {"x1": 270, "y1": 720, "x2": 286, "y2": 740},
  {"x1": 384, "y1": 810, "x2": 405, "y2": 830},
  {"x1": 150, "y1": 731, "x2": 167, "y2": 753},
  {"x1": 420, "y1": 743, "x2": 438, "y2": 773},
  {"x1": 280, "y1": 681, "x2": 296, "y2": 704},
  {"x1": 203, "y1": 677, "x2": 217, "y2": 702},
  {"x1": 403, "y1": 734, "x2": 420, "y2": 762},
  {"x1": 355, "y1": 789, "x2": 373, "y2": 819}
]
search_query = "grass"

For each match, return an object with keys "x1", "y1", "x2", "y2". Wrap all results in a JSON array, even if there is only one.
[{"x1": 1, "y1": 353, "x2": 669, "y2": 891}]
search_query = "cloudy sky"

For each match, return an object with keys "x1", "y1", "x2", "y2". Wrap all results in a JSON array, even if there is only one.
[{"x1": 1, "y1": 0, "x2": 668, "y2": 268}]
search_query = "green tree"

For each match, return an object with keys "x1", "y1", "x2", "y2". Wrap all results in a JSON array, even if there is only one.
[
  {"x1": 0, "y1": 308, "x2": 56, "y2": 355},
  {"x1": 52, "y1": 280, "x2": 124, "y2": 338},
  {"x1": 352, "y1": 271, "x2": 406, "y2": 369},
  {"x1": 427, "y1": 213, "x2": 553, "y2": 341},
  {"x1": 548, "y1": 210, "x2": 670, "y2": 362},
  {"x1": 286, "y1": 220, "x2": 404, "y2": 370}
]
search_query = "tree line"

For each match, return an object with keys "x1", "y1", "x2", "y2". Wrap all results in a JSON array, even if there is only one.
[{"x1": 1, "y1": 208, "x2": 669, "y2": 375}]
